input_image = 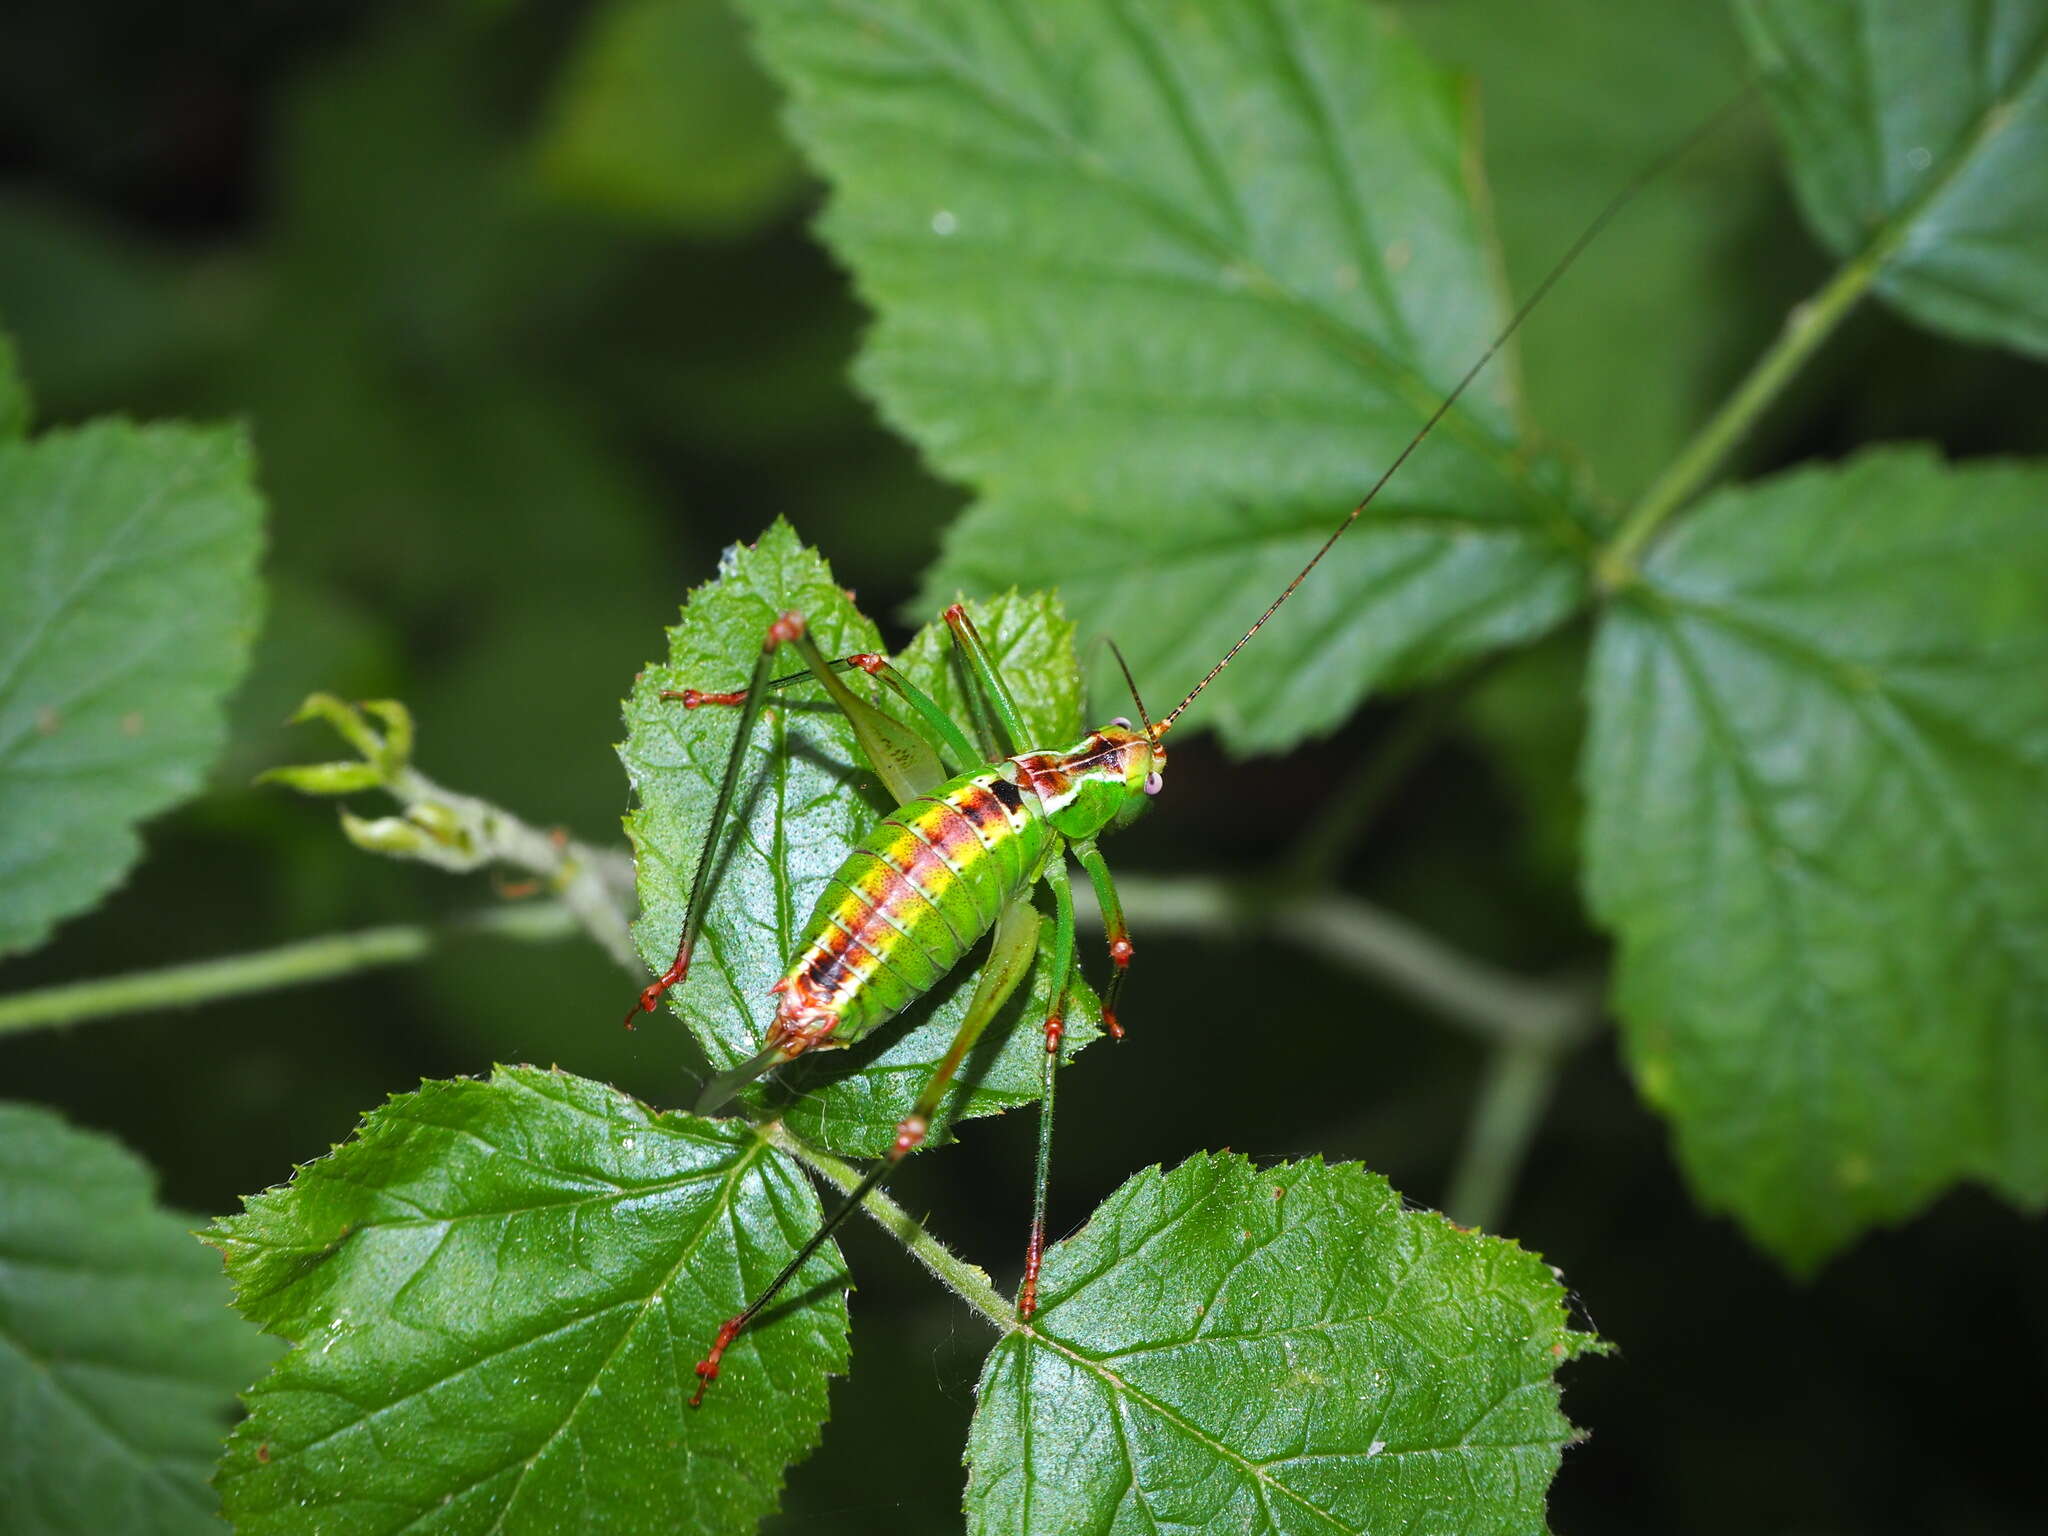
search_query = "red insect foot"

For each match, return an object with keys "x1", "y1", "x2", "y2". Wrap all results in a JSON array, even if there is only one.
[
  {"x1": 888, "y1": 1114, "x2": 928, "y2": 1162},
  {"x1": 850, "y1": 653, "x2": 887, "y2": 674},
  {"x1": 624, "y1": 946, "x2": 691, "y2": 1029},
  {"x1": 689, "y1": 1315, "x2": 745, "y2": 1408},
  {"x1": 1109, "y1": 937, "x2": 1133, "y2": 967},
  {"x1": 1104, "y1": 1007, "x2": 1125, "y2": 1043},
  {"x1": 767, "y1": 611, "x2": 805, "y2": 647},
  {"x1": 1019, "y1": 1232, "x2": 1045, "y2": 1319},
  {"x1": 1043, "y1": 1017, "x2": 1064, "y2": 1055}
]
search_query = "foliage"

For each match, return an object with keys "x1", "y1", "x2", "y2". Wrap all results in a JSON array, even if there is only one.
[
  {"x1": 968, "y1": 1154, "x2": 1594, "y2": 1535},
  {"x1": 741, "y1": 0, "x2": 1596, "y2": 753},
  {"x1": 0, "y1": 418, "x2": 264, "y2": 956},
  {"x1": 0, "y1": 0, "x2": 2044, "y2": 1533},
  {"x1": 1737, "y1": 0, "x2": 2048, "y2": 356},
  {"x1": 0, "y1": 1103, "x2": 278, "y2": 1534},
  {"x1": 209, "y1": 1067, "x2": 845, "y2": 1536},
  {"x1": 1586, "y1": 449, "x2": 2048, "y2": 1267}
]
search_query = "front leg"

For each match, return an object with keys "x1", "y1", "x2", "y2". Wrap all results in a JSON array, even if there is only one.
[{"x1": 1074, "y1": 839, "x2": 1131, "y2": 1040}]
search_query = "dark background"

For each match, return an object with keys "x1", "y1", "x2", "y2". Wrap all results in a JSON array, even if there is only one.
[{"x1": 2, "y1": 2, "x2": 2043, "y2": 1531}]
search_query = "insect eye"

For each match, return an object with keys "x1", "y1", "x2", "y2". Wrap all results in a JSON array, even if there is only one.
[
  {"x1": 1110, "y1": 716, "x2": 1131, "y2": 730},
  {"x1": 1143, "y1": 771, "x2": 1163, "y2": 796}
]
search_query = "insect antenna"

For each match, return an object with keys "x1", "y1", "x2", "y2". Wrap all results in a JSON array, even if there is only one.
[
  {"x1": 1105, "y1": 637, "x2": 1155, "y2": 740},
  {"x1": 1152, "y1": 91, "x2": 1750, "y2": 740}
]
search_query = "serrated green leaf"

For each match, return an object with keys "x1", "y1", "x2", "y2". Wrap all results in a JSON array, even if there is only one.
[
  {"x1": 0, "y1": 420, "x2": 265, "y2": 957},
  {"x1": 738, "y1": 0, "x2": 1597, "y2": 756},
  {"x1": 967, "y1": 1154, "x2": 1592, "y2": 1534},
  {"x1": 1584, "y1": 449, "x2": 2048, "y2": 1270},
  {"x1": 621, "y1": 524, "x2": 1100, "y2": 1157},
  {"x1": 534, "y1": 0, "x2": 801, "y2": 237},
  {"x1": 208, "y1": 1066, "x2": 847, "y2": 1536},
  {"x1": 1737, "y1": 0, "x2": 2048, "y2": 355},
  {"x1": 0, "y1": 328, "x2": 28, "y2": 440},
  {"x1": 0, "y1": 1102, "x2": 277, "y2": 1535}
]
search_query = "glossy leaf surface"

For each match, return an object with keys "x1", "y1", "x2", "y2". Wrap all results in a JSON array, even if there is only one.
[
  {"x1": 0, "y1": 420, "x2": 264, "y2": 955},
  {"x1": 1585, "y1": 449, "x2": 2048, "y2": 1268},
  {"x1": 0, "y1": 1102, "x2": 275, "y2": 1535},
  {"x1": 210, "y1": 1067, "x2": 847, "y2": 1536},
  {"x1": 968, "y1": 1154, "x2": 1593, "y2": 1534},
  {"x1": 740, "y1": 0, "x2": 1597, "y2": 754},
  {"x1": 620, "y1": 522, "x2": 1098, "y2": 1157}
]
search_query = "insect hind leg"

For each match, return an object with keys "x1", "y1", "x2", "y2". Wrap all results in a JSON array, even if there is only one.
[{"x1": 622, "y1": 610, "x2": 807, "y2": 1030}]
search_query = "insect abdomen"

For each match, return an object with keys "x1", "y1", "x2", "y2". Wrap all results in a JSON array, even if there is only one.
[{"x1": 777, "y1": 768, "x2": 1050, "y2": 1047}]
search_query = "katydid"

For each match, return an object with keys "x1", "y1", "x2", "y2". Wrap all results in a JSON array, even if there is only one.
[{"x1": 626, "y1": 114, "x2": 1710, "y2": 1404}]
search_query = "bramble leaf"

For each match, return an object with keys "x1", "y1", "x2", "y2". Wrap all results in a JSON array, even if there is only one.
[
  {"x1": 968, "y1": 1154, "x2": 1594, "y2": 1534},
  {"x1": 0, "y1": 420, "x2": 264, "y2": 956},
  {"x1": 620, "y1": 523, "x2": 1099, "y2": 1157},
  {"x1": 1585, "y1": 449, "x2": 2048, "y2": 1269},
  {"x1": 739, "y1": 0, "x2": 1598, "y2": 755},
  {"x1": 0, "y1": 1102, "x2": 277, "y2": 1535},
  {"x1": 209, "y1": 1067, "x2": 847, "y2": 1536},
  {"x1": 1737, "y1": 0, "x2": 2048, "y2": 355}
]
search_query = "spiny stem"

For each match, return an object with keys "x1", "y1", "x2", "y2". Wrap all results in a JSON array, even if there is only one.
[
  {"x1": 766, "y1": 1122, "x2": 1013, "y2": 1329},
  {"x1": 0, "y1": 904, "x2": 579, "y2": 1037}
]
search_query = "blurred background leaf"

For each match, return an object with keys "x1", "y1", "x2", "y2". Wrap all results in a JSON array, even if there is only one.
[
  {"x1": 0, "y1": 1102, "x2": 280, "y2": 1534},
  {"x1": 0, "y1": 419, "x2": 264, "y2": 957},
  {"x1": 534, "y1": 0, "x2": 802, "y2": 237},
  {"x1": 1736, "y1": 0, "x2": 2048, "y2": 357}
]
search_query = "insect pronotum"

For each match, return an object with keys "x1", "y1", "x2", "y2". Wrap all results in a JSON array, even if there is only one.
[{"x1": 624, "y1": 105, "x2": 1731, "y2": 1404}]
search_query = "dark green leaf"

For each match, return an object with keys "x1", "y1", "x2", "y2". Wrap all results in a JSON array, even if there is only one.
[
  {"x1": 968, "y1": 1154, "x2": 1594, "y2": 1534},
  {"x1": 209, "y1": 1066, "x2": 847, "y2": 1536},
  {"x1": 534, "y1": 0, "x2": 801, "y2": 237},
  {"x1": 739, "y1": 0, "x2": 1597, "y2": 755},
  {"x1": 1737, "y1": 0, "x2": 2048, "y2": 355},
  {"x1": 620, "y1": 523, "x2": 1098, "y2": 1158},
  {"x1": 0, "y1": 420, "x2": 265, "y2": 957},
  {"x1": 1584, "y1": 449, "x2": 2048, "y2": 1269},
  {"x1": 0, "y1": 327, "x2": 28, "y2": 439},
  {"x1": 0, "y1": 1102, "x2": 277, "y2": 1535}
]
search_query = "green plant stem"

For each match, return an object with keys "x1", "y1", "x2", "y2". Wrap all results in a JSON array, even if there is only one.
[
  {"x1": 0, "y1": 903, "x2": 578, "y2": 1037},
  {"x1": 1597, "y1": 247, "x2": 1882, "y2": 587},
  {"x1": 767, "y1": 1122, "x2": 1012, "y2": 1328},
  {"x1": 1090, "y1": 875, "x2": 1595, "y2": 1050},
  {"x1": 1445, "y1": 1035, "x2": 1567, "y2": 1232}
]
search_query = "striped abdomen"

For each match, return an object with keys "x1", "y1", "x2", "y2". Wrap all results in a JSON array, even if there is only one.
[{"x1": 766, "y1": 767, "x2": 1053, "y2": 1056}]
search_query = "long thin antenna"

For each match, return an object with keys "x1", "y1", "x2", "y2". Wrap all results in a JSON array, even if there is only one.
[
  {"x1": 1153, "y1": 89, "x2": 1752, "y2": 738},
  {"x1": 1105, "y1": 638, "x2": 1154, "y2": 741}
]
